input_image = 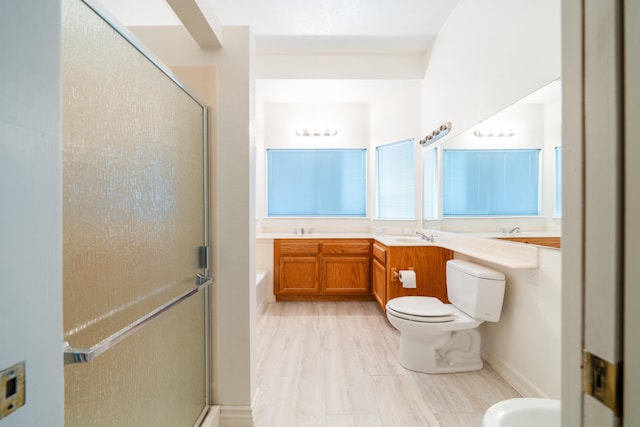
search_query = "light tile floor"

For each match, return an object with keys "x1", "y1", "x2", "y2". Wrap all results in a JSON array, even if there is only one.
[{"x1": 254, "y1": 301, "x2": 521, "y2": 427}]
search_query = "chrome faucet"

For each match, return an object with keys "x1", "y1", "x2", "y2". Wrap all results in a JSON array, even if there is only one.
[
  {"x1": 416, "y1": 232, "x2": 436, "y2": 242},
  {"x1": 502, "y1": 226, "x2": 521, "y2": 234}
]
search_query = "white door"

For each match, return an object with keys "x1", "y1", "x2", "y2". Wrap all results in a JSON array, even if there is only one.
[
  {"x1": 623, "y1": 1, "x2": 640, "y2": 425},
  {"x1": 563, "y1": 0, "x2": 637, "y2": 425},
  {"x1": 582, "y1": 0, "x2": 623, "y2": 424}
]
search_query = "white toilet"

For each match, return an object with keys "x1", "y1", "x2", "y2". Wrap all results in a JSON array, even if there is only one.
[{"x1": 386, "y1": 259, "x2": 506, "y2": 374}]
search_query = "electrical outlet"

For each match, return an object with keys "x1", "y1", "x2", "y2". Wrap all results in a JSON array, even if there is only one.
[
  {"x1": 1, "y1": 361, "x2": 25, "y2": 419},
  {"x1": 526, "y1": 269, "x2": 539, "y2": 285}
]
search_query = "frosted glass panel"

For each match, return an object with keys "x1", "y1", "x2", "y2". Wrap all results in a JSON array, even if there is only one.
[{"x1": 62, "y1": 0, "x2": 207, "y2": 425}]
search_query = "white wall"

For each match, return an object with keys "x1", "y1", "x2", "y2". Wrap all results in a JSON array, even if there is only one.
[
  {"x1": 0, "y1": 1, "x2": 64, "y2": 425},
  {"x1": 457, "y1": 248, "x2": 562, "y2": 399},
  {"x1": 256, "y1": 54, "x2": 426, "y2": 80},
  {"x1": 421, "y1": 0, "x2": 561, "y2": 141},
  {"x1": 264, "y1": 102, "x2": 370, "y2": 149}
]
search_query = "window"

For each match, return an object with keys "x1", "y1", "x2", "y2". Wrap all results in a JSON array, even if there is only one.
[
  {"x1": 555, "y1": 146, "x2": 562, "y2": 217},
  {"x1": 423, "y1": 148, "x2": 438, "y2": 219},
  {"x1": 376, "y1": 139, "x2": 415, "y2": 219},
  {"x1": 267, "y1": 149, "x2": 366, "y2": 217},
  {"x1": 442, "y1": 149, "x2": 540, "y2": 216}
]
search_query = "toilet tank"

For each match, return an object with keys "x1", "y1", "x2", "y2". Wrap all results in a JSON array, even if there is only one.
[{"x1": 446, "y1": 259, "x2": 506, "y2": 322}]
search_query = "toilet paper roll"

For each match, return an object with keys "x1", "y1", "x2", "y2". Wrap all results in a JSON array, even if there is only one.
[{"x1": 399, "y1": 270, "x2": 416, "y2": 288}]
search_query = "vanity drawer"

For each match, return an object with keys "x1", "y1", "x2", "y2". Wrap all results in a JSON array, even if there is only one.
[
  {"x1": 372, "y1": 243, "x2": 387, "y2": 265},
  {"x1": 323, "y1": 241, "x2": 371, "y2": 255},
  {"x1": 278, "y1": 241, "x2": 320, "y2": 256}
]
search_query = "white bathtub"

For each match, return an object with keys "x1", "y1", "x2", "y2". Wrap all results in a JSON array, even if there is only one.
[
  {"x1": 256, "y1": 270, "x2": 269, "y2": 315},
  {"x1": 483, "y1": 398, "x2": 561, "y2": 427}
]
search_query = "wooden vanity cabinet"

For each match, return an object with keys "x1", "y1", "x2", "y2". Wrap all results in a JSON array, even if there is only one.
[
  {"x1": 372, "y1": 242, "x2": 454, "y2": 311},
  {"x1": 372, "y1": 242, "x2": 387, "y2": 308},
  {"x1": 497, "y1": 236, "x2": 561, "y2": 248},
  {"x1": 274, "y1": 238, "x2": 453, "y2": 306},
  {"x1": 274, "y1": 239, "x2": 372, "y2": 301},
  {"x1": 321, "y1": 241, "x2": 371, "y2": 295},
  {"x1": 276, "y1": 241, "x2": 320, "y2": 295}
]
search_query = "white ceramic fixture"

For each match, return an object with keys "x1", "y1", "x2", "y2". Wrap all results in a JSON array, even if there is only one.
[
  {"x1": 386, "y1": 259, "x2": 506, "y2": 373},
  {"x1": 482, "y1": 398, "x2": 561, "y2": 427}
]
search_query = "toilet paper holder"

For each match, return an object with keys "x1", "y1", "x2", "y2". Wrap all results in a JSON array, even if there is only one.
[{"x1": 392, "y1": 267, "x2": 414, "y2": 281}]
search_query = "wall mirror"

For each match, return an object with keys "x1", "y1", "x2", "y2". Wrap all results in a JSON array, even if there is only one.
[{"x1": 422, "y1": 80, "x2": 562, "y2": 246}]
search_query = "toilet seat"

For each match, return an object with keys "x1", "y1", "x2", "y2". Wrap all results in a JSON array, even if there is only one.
[{"x1": 386, "y1": 296, "x2": 457, "y2": 323}]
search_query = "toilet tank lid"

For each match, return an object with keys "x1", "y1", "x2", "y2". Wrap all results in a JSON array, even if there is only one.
[{"x1": 447, "y1": 259, "x2": 505, "y2": 280}]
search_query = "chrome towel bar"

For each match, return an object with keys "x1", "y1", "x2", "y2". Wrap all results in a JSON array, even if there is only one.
[{"x1": 63, "y1": 274, "x2": 214, "y2": 365}]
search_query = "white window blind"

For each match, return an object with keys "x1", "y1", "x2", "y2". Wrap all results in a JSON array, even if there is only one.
[
  {"x1": 377, "y1": 139, "x2": 415, "y2": 219},
  {"x1": 423, "y1": 148, "x2": 438, "y2": 220},
  {"x1": 555, "y1": 146, "x2": 562, "y2": 217},
  {"x1": 267, "y1": 149, "x2": 366, "y2": 217},
  {"x1": 442, "y1": 149, "x2": 540, "y2": 216}
]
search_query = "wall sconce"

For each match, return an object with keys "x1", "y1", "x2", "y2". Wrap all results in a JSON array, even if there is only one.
[
  {"x1": 419, "y1": 122, "x2": 452, "y2": 147},
  {"x1": 473, "y1": 128, "x2": 516, "y2": 138},
  {"x1": 295, "y1": 127, "x2": 338, "y2": 137}
]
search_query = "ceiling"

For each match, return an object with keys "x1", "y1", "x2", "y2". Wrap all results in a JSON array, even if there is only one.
[
  {"x1": 98, "y1": 0, "x2": 459, "y2": 55},
  {"x1": 97, "y1": 0, "x2": 460, "y2": 103}
]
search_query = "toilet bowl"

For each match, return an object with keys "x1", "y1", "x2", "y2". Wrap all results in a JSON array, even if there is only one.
[
  {"x1": 386, "y1": 259, "x2": 505, "y2": 374},
  {"x1": 482, "y1": 398, "x2": 561, "y2": 427}
]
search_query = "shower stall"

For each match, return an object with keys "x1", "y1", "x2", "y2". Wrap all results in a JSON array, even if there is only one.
[{"x1": 61, "y1": 0, "x2": 211, "y2": 425}]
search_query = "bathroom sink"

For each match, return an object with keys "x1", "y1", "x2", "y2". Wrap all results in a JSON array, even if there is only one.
[{"x1": 393, "y1": 237, "x2": 432, "y2": 245}]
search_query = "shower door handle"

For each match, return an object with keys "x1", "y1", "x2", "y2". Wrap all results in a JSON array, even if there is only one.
[{"x1": 64, "y1": 274, "x2": 213, "y2": 365}]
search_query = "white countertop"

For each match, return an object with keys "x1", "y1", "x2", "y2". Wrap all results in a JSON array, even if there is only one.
[{"x1": 256, "y1": 231, "x2": 541, "y2": 269}]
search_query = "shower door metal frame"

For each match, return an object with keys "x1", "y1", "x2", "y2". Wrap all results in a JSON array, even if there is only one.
[{"x1": 64, "y1": 0, "x2": 214, "y2": 416}]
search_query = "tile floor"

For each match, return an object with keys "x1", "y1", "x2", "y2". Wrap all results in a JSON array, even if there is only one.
[{"x1": 253, "y1": 301, "x2": 521, "y2": 427}]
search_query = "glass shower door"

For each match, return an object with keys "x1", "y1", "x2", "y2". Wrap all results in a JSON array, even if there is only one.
[{"x1": 61, "y1": 1, "x2": 209, "y2": 425}]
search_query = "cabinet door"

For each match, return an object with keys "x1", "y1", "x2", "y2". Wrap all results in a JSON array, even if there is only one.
[
  {"x1": 372, "y1": 258, "x2": 387, "y2": 309},
  {"x1": 387, "y1": 246, "x2": 452, "y2": 303},
  {"x1": 372, "y1": 242, "x2": 387, "y2": 264},
  {"x1": 279, "y1": 256, "x2": 319, "y2": 294},
  {"x1": 322, "y1": 256, "x2": 370, "y2": 294}
]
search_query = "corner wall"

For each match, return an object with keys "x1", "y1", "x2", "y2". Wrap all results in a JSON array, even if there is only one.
[{"x1": 457, "y1": 248, "x2": 562, "y2": 399}]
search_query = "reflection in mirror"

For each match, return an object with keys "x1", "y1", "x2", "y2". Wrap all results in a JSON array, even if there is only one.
[{"x1": 423, "y1": 80, "x2": 562, "y2": 247}]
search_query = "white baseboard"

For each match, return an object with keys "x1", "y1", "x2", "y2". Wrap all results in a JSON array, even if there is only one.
[
  {"x1": 483, "y1": 351, "x2": 548, "y2": 398},
  {"x1": 220, "y1": 405, "x2": 254, "y2": 427},
  {"x1": 198, "y1": 406, "x2": 220, "y2": 427}
]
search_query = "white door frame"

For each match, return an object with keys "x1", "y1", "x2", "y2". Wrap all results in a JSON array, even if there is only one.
[
  {"x1": 562, "y1": 0, "x2": 637, "y2": 425},
  {"x1": 623, "y1": 0, "x2": 640, "y2": 425}
]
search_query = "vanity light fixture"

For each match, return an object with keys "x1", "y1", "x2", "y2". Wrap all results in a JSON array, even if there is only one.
[
  {"x1": 419, "y1": 122, "x2": 452, "y2": 147},
  {"x1": 295, "y1": 127, "x2": 338, "y2": 137},
  {"x1": 473, "y1": 128, "x2": 516, "y2": 138}
]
